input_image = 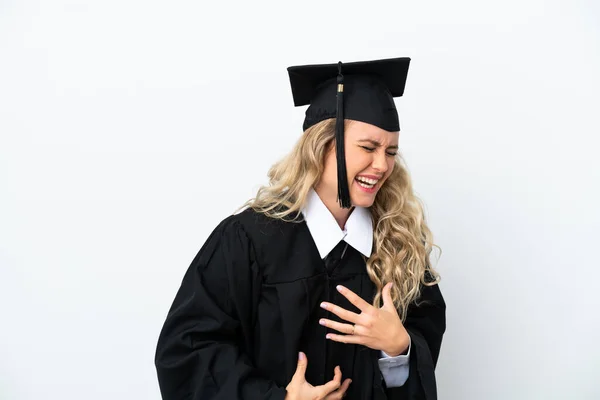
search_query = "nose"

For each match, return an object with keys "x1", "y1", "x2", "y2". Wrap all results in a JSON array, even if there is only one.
[{"x1": 372, "y1": 150, "x2": 389, "y2": 174}]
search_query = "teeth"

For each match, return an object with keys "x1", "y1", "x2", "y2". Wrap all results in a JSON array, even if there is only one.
[
  {"x1": 356, "y1": 177, "x2": 378, "y2": 185},
  {"x1": 357, "y1": 181, "x2": 375, "y2": 189}
]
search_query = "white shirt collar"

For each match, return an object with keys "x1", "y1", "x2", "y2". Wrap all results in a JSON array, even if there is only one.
[{"x1": 301, "y1": 188, "x2": 373, "y2": 259}]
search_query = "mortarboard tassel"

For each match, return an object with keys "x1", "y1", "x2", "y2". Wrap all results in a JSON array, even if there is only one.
[{"x1": 335, "y1": 61, "x2": 352, "y2": 208}]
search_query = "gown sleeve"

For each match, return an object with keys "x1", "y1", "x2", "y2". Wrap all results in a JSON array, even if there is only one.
[
  {"x1": 385, "y1": 273, "x2": 446, "y2": 400},
  {"x1": 154, "y1": 217, "x2": 287, "y2": 400}
]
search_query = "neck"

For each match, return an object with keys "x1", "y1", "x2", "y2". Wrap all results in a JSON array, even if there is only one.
[{"x1": 314, "y1": 185, "x2": 354, "y2": 230}]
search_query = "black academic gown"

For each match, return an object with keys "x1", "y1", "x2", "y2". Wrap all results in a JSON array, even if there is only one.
[{"x1": 155, "y1": 208, "x2": 446, "y2": 400}]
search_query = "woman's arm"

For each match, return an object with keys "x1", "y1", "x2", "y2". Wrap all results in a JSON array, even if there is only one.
[
  {"x1": 378, "y1": 338, "x2": 411, "y2": 387},
  {"x1": 154, "y1": 217, "x2": 287, "y2": 400},
  {"x1": 385, "y1": 278, "x2": 446, "y2": 400}
]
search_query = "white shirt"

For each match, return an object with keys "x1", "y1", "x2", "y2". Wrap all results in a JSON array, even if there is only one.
[{"x1": 301, "y1": 188, "x2": 411, "y2": 388}]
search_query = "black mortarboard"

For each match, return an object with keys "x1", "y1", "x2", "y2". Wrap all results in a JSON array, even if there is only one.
[{"x1": 287, "y1": 57, "x2": 410, "y2": 208}]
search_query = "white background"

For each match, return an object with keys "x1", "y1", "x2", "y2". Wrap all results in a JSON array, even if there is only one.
[{"x1": 1, "y1": 1, "x2": 599, "y2": 399}]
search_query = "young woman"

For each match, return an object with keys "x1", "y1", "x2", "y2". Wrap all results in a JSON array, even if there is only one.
[{"x1": 155, "y1": 57, "x2": 446, "y2": 400}]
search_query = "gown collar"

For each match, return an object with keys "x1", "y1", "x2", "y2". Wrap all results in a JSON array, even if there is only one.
[{"x1": 301, "y1": 188, "x2": 373, "y2": 259}]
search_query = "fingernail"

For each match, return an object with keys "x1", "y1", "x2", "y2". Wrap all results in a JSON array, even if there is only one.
[
  {"x1": 298, "y1": 352, "x2": 306, "y2": 361},
  {"x1": 320, "y1": 302, "x2": 328, "y2": 309},
  {"x1": 326, "y1": 334, "x2": 331, "y2": 339},
  {"x1": 336, "y1": 285, "x2": 343, "y2": 292},
  {"x1": 319, "y1": 319, "x2": 326, "y2": 325}
]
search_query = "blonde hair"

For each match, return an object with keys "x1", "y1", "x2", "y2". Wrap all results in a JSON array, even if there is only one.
[{"x1": 238, "y1": 118, "x2": 440, "y2": 321}]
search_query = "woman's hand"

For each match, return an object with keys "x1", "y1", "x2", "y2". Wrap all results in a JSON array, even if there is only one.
[
  {"x1": 319, "y1": 283, "x2": 410, "y2": 357},
  {"x1": 285, "y1": 352, "x2": 352, "y2": 400}
]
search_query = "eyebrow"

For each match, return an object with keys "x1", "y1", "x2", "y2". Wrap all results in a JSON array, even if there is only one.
[{"x1": 357, "y1": 139, "x2": 398, "y2": 150}]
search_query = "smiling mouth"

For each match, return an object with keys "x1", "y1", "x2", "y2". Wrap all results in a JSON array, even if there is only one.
[{"x1": 355, "y1": 176, "x2": 379, "y2": 189}]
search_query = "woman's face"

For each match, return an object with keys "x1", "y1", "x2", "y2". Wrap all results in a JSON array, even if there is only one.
[{"x1": 317, "y1": 120, "x2": 399, "y2": 209}]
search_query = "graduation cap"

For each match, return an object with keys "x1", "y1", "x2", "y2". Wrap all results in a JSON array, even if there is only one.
[{"x1": 287, "y1": 57, "x2": 410, "y2": 209}]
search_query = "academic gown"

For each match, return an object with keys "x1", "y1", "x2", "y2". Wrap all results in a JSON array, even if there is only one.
[{"x1": 155, "y1": 208, "x2": 446, "y2": 400}]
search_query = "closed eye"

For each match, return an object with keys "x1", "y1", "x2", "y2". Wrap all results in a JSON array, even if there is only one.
[{"x1": 361, "y1": 145, "x2": 397, "y2": 157}]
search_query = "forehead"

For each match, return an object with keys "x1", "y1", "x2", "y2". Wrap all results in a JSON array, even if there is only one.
[{"x1": 346, "y1": 120, "x2": 399, "y2": 144}]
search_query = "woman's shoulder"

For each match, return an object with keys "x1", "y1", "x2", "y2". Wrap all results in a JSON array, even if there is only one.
[
  {"x1": 204, "y1": 204, "x2": 307, "y2": 258},
  {"x1": 230, "y1": 206, "x2": 304, "y2": 238}
]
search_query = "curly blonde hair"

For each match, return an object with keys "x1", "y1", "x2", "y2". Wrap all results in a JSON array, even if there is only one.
[{"x1": 238, "y1": 118, "x2": 440, "y2": 321}]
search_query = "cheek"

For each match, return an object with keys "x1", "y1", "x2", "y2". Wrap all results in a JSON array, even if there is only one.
[
  {"x1": 384, "y1": 159, "x2": 395, "y2": 179},
  {"x1": 346, "y1": 149, "x2": 370, "y2": 177},
  {"x1": 324, "y1": 150, "x2": 339, "y2": 183}
]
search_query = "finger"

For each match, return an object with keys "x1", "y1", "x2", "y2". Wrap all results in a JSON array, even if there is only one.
[
  {"x1": 324, "y1": 378, "x2": 352, "y2": 400},
  {"x1": 336, "y1": 285, "x2": 372, "y2": 313},
  {"x1": 337, "y1": 378, "x2": 352, "y2": 397},
  {"x1": 319, "y1": 318, "x2": 354, "y2": 335},
  {"x1": 334, "y1": 365, "x2": 342, "y2": 381},
  {"x1": 293, "y1": 352, "x2": 307, "y2": 380},
  {"x1": 320, "y1": 366, "x2": 342, "y2": 395},
  {"x1": 326, "y1": 333, "x2": 364, "y2": 345},
  {"x1": 382, "y1": 282, "x2": 395, "y2": 311},
  {"x1": 320, "y1": 302, "x2": 361, "y2": 324}
]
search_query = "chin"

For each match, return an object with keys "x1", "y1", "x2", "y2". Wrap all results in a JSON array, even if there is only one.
[{"x1": 351, "y1": 193, "x2": 377, "y2": 208}]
